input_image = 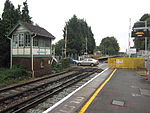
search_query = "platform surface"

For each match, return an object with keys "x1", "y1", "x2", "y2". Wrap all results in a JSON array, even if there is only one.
[{"x1": 84, "y1": 69, "x2": 150, "y2": 113}]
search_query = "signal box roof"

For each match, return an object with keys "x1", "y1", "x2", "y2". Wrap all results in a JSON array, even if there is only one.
[{"x1": 8, "y1": 21, "x2": 56, "y2": 39}]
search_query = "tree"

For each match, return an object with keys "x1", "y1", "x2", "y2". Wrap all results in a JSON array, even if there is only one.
[
  {"x1": 53, "y1": 39, "x2": 65, "y2": 56},
  {"x1": 133, "y1": 38, "x2": 145, "y2": 51},
  {"x1": 99, "y1": 37, "x2": 120, "y2": 55},
  {"x1": 0, "y1": 0, "x2": 17, "y2": 67},
  {"x1": 21, "y1": 1, "x2": 32, "y2": 23},
  {"x1": 2, "y1": 0, "x2": 17, "y2": 33},
  {"x1": 0, "y1": 0, "x2": 32, "y2": 67},
  {"x1": 63, "y1": 15, "x2": 95, "y2": 55},
  {"x1": 140, "y1": 14, "x2": 150, "y2": 21},
  {"x1": 0, "y1": 18, "x2": 5, "y2": 67},
  {"x1": 14, "y1": 5, "x2": 22, "y2": 23}
]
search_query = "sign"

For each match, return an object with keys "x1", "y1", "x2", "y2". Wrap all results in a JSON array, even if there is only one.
[
  {"x1": 127, "y1": 48, "x2": 136, "y2": 54},
  {"x1": 135, "y1": 32, "x2": 144, "y2": 37},
  {"x1": 116, "y1": 59, "x2": 123, "y2": 64},
  {"x1": 131, "y1": 28, "x2": 149, "y2": 37}
]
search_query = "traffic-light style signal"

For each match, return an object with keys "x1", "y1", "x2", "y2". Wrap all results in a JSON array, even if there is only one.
[{"x1": 131, "y1": 28, "x2": 149, "y2": 37}]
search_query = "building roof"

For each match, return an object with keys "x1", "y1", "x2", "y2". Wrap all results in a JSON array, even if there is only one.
[{"x1": 8, "y1": 21, "x2": 56, "y2": 39}]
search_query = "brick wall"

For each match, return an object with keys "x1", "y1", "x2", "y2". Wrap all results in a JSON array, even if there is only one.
[
  {"x1": 13, "y1": 57, "x2": 31, "y2": 70},
  {"x1": 33, "y1": 57, "x2": 52, "y2": 77},
  {"x1": 13, "y1": 57, "x2": 52, "y2": 77}
]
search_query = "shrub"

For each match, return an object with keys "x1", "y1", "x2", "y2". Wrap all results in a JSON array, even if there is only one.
[
  {"x1": 52, "y1": 63, "x2": 62, "y2": 73},
  {"x1": 60, "y1": 57, "x2": 72, "y2": 68},
  {"x1": 0, "y1": 65, "x2": 27, "y2": 87},
  {"x1": 52, "y1": 57, "x2": 72, "y2": 73}
]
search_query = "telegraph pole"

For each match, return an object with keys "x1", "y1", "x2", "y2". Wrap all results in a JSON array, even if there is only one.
[
  {"x1": 128, "y1": 18, "x2": 131, "y2": 57},
  {"x1": 85, "y1": 37, "x2": 88, "y2": 55},
  {"x1": 145, "y1": 21, "x2": 147, "y2": 55},
  {"x1": 62, "y1": 47, "x2": 64, "y2": 58},
  {"x1": 64, "y1": 25, "x2": 67, "y2": 58}
]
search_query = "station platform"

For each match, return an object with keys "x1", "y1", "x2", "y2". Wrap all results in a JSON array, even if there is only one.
[{"x1": 44, "y1": 69, "x2": 150, "y2": 113}]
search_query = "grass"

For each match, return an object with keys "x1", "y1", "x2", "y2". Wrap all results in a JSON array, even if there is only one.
[{"x1": 0, "y1": 66, "x2": 28, "y2": 87}]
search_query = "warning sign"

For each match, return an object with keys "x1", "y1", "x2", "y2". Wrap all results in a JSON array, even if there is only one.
[{"x1": 116, "y1": 60, "x2": 123, "y2": 64}]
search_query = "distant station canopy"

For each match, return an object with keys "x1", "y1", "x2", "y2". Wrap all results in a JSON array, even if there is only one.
[{"x1": 131, "y1": 27, "x2": 149, "y2": 37}]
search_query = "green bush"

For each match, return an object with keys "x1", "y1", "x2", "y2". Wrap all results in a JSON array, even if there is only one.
[
  {"x1": 52, "y1": 63, "x2": 63, "y2": 73},
  {"x1": 60, "y1": 57, "x2": 72, "y2": 68},
  {"x1": 0, "y1": 65, "x2": 27, "y2": 87},
  {"x1": 52, "y1": 57, "x2": 72, "y2": 73}
]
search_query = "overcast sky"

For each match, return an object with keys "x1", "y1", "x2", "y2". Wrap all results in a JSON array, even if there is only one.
[{"x1": 0, "y1": 0, "x2": 150, "y2": 52}]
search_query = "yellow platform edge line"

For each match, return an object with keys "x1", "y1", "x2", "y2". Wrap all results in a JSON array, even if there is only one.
[{"x1": 78, "y1": 68, "x2": 117, "y2": 113}]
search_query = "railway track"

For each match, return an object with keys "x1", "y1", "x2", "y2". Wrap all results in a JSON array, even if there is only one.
[
  {"x1": 0, "y1": 70, "x2": 71, "y2": 94},
  {"x1": 0, "y1": 67, "x2": 101, "y2": 113}
]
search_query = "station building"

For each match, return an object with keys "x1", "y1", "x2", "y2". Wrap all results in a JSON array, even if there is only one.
[{"x1": 7, "y1": 21, "x2": 56, "y2": 77}]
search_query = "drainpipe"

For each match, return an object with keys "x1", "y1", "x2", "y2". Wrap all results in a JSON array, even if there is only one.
[
  {"x1": 6, "y1": 36, "x2": 12, "y2": 69},
  {"x1": 31, "y1": 34, "x2": 37, "y2": 78}
]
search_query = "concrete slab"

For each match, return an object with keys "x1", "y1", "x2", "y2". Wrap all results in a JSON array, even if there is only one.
[
  {"x1": 140, "y1": 88, "x2": 150, "y2": 96},
  {"x1": 112, "y1": 100, "x2": 125, "y2": 106}
]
